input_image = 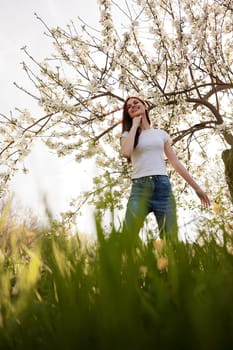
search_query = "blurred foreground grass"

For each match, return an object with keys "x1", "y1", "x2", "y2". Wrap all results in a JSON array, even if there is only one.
[{"x1": 0, "y1": 204, "x2": 233, "y2": 350}]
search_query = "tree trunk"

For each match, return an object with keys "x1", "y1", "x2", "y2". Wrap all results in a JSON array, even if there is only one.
[{"x1": 222, "y1": 147, "x2": 233, "y2": 204}]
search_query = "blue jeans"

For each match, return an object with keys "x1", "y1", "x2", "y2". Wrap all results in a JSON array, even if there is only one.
[{"x1": 124, "y1": 175, "x2": 178, "y2": 239}]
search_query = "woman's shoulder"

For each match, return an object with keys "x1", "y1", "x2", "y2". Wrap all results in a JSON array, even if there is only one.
[
  {"x1": 121, "y1": 130, "x2": 129, "y2": 138},
  {"x1": 152, "y1": 128, "x2": 170, "y2": 136}
]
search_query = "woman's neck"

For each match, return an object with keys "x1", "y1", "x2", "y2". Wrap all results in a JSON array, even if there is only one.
[{"x1": 140, "y1": 117, "x2": 151, "y2": 130}]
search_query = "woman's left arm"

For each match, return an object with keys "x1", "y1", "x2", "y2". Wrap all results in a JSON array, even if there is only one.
[{"x1": 164, "y1": 141, "x2": 211, "y2": 208}]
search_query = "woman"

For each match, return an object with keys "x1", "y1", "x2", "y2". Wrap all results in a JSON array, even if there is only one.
[{"x1": 120, "y1": 96, "x2": 210, "y2": 239}]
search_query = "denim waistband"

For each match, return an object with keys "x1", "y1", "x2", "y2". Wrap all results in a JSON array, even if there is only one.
[{"x1": 132, "y1": 175, "x2": 168, "y2": 183}]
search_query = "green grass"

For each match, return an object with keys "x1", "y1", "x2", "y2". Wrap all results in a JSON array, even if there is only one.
[{"x1": 0, "y1": 210, "x2": 233, "y2": 350}]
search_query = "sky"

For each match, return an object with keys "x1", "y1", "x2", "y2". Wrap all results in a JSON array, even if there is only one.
[{"x1": 1, "y1": 0, "x2": 102, "y2": 234}]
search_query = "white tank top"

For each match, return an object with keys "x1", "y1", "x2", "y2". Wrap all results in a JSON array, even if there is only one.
[{"x1": 122, "y1": 128, "x2": 170, "y2": 179}]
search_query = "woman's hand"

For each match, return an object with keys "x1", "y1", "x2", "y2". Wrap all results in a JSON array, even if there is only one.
[
  {"x1": 164, "y1": 142, "x2": 211, "y2": 208},
  {"x1": 195, "y1": 188, "x2": 211, "y2": 208},
  {"x1": 121, "y1": 116, "x2": 142, "y2": 159},
  {"x1": 132, "y1": 116, "x2": 142, "y2": 128}
]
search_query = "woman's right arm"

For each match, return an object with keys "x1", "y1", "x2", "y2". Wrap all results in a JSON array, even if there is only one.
[{"x1": 120, "y1": 117, "x2": 141, "y2": 158}]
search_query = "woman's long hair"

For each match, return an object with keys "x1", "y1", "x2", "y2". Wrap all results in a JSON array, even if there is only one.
[{"x1": 122, "y1": 97, "x2": 151, "y2": 148}]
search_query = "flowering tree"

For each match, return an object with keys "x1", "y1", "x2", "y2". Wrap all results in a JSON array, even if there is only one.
[{"x1": 1, "y1": 0, "x2": 233, "y2": 219}]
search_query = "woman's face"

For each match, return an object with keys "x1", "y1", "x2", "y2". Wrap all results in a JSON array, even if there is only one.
[{"x1": 126, "y1": 98, "x2": 146, "y2": 118}]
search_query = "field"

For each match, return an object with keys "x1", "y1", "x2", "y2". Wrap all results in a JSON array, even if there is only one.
[{"x1": 0, "y1": 206, "x2": 233, "y2": 350}]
